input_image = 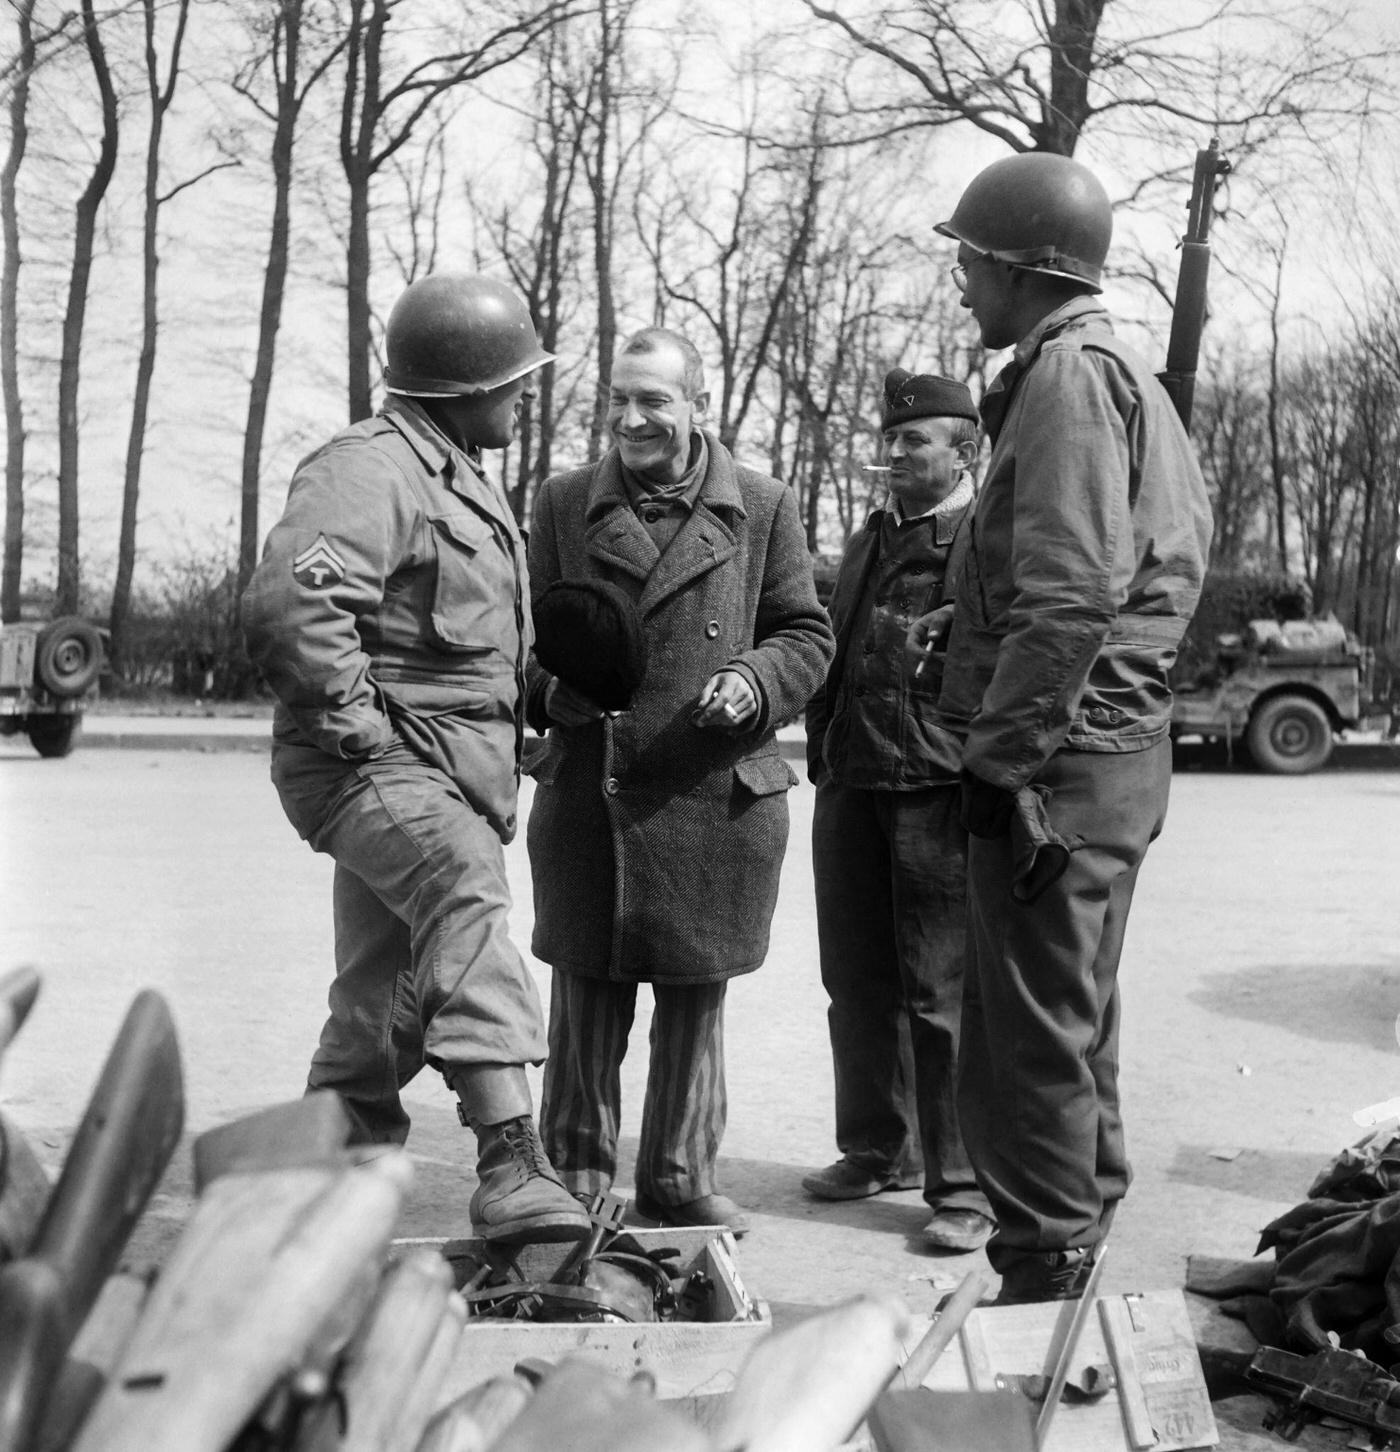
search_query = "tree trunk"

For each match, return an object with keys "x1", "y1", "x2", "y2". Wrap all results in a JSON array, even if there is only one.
[
  {"x1": 1039, "y1": 0, "x2": 1108, "y2": 154},
  {"x1": 1266, "y1": 246, "x2": 1289, "y2": 574},
  {"x1": 1, "y1": 0, "x2": 36, "y2": 622},
  {"x1": 56, "y1": 0, "x2": 119, "y2": 615},
  {"x1": 341, "y1": 0, "x2": 383, "y2": 424},
  {"x1": 111, "y1": 0, "x2": 191, "y2": 676},
  {"x1": 238, "y1": 0, "x2": 305, "y2": 600},
  {"x1": 586, "y1": 0, "x2": 618, "y2": 462}
]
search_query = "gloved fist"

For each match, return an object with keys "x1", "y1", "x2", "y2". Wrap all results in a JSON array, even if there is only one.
[{"x1": 959, "y1": 769, "x2": 1016, "y2": 839}]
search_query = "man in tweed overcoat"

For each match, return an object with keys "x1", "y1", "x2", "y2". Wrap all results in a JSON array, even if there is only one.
[{"x1": 523, "y1": 326, "x2": 834, "y2": 1235}]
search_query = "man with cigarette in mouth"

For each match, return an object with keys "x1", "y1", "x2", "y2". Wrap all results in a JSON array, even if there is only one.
[
  {"x1": 523, "y1": 326, "x2": 833, "y2": 1236},
  {"x1": 803, "y1": 370, "x2": 994, "y2": 1254}
]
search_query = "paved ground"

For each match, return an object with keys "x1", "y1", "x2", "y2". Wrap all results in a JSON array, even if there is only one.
[{"x1": 3, "y1": 721, "x2": 1399, "y2": 1447}]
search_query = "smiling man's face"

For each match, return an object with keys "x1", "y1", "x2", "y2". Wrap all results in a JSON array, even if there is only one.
[{"x1": 607, "y1": 342, "x2": 707, "y2": 485}]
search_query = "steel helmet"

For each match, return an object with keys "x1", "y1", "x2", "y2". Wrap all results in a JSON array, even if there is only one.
[
  {"x1": 383, "y1": 273, "x2": 555, "y2": 396},
  {"x1": 935, "y1": 153, "x2": 1113, "y2": 292}
]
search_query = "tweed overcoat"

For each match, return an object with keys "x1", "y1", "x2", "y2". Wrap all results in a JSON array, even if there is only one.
[{"x1": 523, "y1": 433, "x2": 835, "y2": 985}]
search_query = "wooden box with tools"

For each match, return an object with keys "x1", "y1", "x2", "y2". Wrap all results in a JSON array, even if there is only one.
[
  {"x1": 393, "y1": 1224, "x2": 772, "y2": 1401},
  {"x1": 870, "y1": 1289, "x2": 1218, "y2": 1452}
]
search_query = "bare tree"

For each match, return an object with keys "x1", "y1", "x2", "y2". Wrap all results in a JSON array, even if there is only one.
[
  {"x1": 230, "y1": 0, "x2": 344, "y2": 606},
  {"x1": 54, "y1": 0, "x2": 120, "y2": 616},
  {"x1": 335, "y1": 0, "x2": 578, "y2": 422},
  {"x1": 798, "y1": 0, "x2": 1395, "y2": 161},
  {"x1": 1344, "y1": 330, "x2": 1400, "y2": 642},
  {"x1": 474, "y1": 23, "x2": 594, "y2": 515},
  {"x1": 1, "y1": 0, "x2": 42, "y2": 621},
  {"x1": 1191, "y1": 352, "x2": 1271, "y2": 572},
  {"x1": 110, "y1": 0, "x2": 238, "y2": 674}
]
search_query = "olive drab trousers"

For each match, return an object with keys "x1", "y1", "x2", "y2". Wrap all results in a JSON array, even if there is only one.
[
  {"x1": 957, "y1": 740, "x2": 1172, "y2": 1271},
  {"x1": 280, "y1": 742, "x2": 548, "y2": 1144}
]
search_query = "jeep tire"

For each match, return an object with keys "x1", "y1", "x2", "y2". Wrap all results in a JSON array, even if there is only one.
[
  {"x1": 1246, "y1": 694, "x2": 1333, "y2": 774},
  {"x1": 26, "y1": 714, "x2": 80, "y2": 758}
]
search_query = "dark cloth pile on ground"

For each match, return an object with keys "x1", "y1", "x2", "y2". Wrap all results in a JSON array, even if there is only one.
[{"x1": 1189, "y1": 1126, "x2": 1400, "y2": 1371}]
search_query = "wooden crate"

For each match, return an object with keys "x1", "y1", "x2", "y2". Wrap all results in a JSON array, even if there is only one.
[{"x1": 394, "y1": 1226, "x2": 771, "y2": 1401}]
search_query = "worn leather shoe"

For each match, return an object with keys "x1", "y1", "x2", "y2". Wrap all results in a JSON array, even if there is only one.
[
  {"x1": 802, "y1": 1158, "x2": 921, "y2": 1201},
  {"x1": 921, "y1": 1208, "x2": 995, "y2": 1253},
  {"x1": 631, "y1": 1190, "x2": 751, "y2": 1238},
  {"x1": 470, "y1": 1116, "x2": 591, "y2": 1244},
  {"x1": 993, "y1": 1247, "x2": 1093, "y2": 1304}
]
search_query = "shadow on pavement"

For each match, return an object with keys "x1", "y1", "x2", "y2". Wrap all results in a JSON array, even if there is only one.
[
  {"x1": 1164, "y1": 1142, "x2": 1328, "y2": 1207},
  {"x1": 1173, "y1": 739, "x2": 1400, "y2": 774},
  {"x1": 1189, "y1": 961, "x2": 1400, "y2": 1051}
]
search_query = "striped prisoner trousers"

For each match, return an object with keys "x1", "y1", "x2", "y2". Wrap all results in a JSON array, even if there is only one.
[{"x1": 540, "y1": 969, "x2": 728, "y2": 1204}]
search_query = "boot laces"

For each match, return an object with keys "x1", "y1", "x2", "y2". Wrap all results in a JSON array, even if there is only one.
[{"x1": 500, "y1": 1116, "x2": 552, "y2": 1176}]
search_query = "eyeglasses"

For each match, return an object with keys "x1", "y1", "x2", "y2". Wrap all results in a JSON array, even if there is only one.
[{"x1": 950, "y1": 250, "x2": 987, "y2": 290}]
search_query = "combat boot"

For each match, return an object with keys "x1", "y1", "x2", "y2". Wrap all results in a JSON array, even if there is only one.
[
  {"x1": 993, "y1": 1246, "x2": 1093, "y2": 1304},
  {"x1": 470, "y1": 1116, "x2": 590, "y2": 1243}
]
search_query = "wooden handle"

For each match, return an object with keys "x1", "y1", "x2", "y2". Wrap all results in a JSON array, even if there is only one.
[{"x1": 897, "y1": 1269, "x2": 991, "y2": 1390}]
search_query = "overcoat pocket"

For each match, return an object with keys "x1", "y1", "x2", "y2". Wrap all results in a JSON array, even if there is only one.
[{"x1": 734, "y1": 753, "x2": 798, "y2": 796}]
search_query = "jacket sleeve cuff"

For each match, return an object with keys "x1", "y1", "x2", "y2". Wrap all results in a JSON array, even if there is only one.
[{"x1": 726, "y1": 660, "x2": 769, "y2": 732}]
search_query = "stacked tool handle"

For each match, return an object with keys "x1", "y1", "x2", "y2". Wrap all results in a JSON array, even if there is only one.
[{"x1": 0, "y1": 974, "x2": 928, "y2": 1450}]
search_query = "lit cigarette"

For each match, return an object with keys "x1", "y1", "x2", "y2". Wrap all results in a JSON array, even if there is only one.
[
  {"x1": 914, "y1": 639, "x2": 935, "y2": 679},
  {"x1": 723, "y1": 703, "x2": 741, "y2": 721},
  {"x1": 862, "y1": 465, "x2": 892, "y2": 473}
]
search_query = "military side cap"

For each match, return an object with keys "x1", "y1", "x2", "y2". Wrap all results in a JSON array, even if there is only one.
[
  {"x1": 881, "y1": 368, "x2": 978, "y2": 428},
  {"x1": 532, "y1": 578, "x2": 648, "y2": 712}
]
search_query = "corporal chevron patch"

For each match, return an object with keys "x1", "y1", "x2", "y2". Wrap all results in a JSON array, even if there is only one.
[{"x1": 292, "y1": 534, "x2": 348, "y2": 589}]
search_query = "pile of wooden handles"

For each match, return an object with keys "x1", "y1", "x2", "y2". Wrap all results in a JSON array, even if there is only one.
[{"x1": 0, "y1": 972, "x2": 964, "y2": 1451}]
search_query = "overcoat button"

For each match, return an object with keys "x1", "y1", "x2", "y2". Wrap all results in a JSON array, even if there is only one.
[
  {"x1": 604, "y1": 777, "x2": 620, "y2": 795},
  {"x1": 705, "y1": 620, "x2": 720, "y2": 638}
]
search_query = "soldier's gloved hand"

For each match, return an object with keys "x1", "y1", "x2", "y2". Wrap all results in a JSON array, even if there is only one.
[
  {"x1": 959, "y1": 769, "x2": 1016, "y2": 838},
  {"x1": 545, "y1": 677, "x2": 606, "y2": 727}
]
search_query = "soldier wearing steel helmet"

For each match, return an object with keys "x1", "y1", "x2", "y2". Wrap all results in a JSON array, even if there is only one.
[
  {"x1": 920, "y1": 154, "x2": 1214, "y2": 1302},
  {"x1": 242, "y1": 272, "x2": 589, "y2": 1245}
]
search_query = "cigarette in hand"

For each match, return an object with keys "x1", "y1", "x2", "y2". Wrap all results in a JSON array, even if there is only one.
[
  {"x1": 723, "y1": 703, "x2": 741, "y2": 721},
  {"x1": 914, "y1": 639, "x2": 935, "y2": 679}
]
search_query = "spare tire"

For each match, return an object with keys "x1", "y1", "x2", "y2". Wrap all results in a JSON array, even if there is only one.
[{"x1": 35, "y1": 617, "x2": 104, "y2": 698}]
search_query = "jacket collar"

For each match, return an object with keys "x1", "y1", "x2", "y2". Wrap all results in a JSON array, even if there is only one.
[
  {"x1": 979, "y1": 296, "x2": 1109, "y2": 444},
  {"x1": 585, "y1": 430, "x2": 745, "y2": 524},
  {"x1": 584, "y1": 431, "x2": 746, "y2": 610},
  {"x1": 381, "y1": 396, "x2": 453, "y2": 474},
  {"x1": 381, "y1": 396, "x2": 513, "y2": 526}
]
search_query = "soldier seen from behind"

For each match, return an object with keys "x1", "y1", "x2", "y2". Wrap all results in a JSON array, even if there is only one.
[
  {"x1": 804, "y1": 370, "x2": 994, "y2": 1255},
  {"x1": 242, "y1": 273, "x2": 589, "y2": 1245},
  {"x1": 924, "y1": 154, "x2": 1214, "y2": 1302}
]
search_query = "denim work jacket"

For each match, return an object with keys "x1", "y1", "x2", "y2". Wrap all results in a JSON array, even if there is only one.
[{"x1": 938, "y1": 298, "x2": 1214, "y2": 791}]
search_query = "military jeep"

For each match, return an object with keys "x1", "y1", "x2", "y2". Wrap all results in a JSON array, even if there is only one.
[
  {"x1": 1171, "y1": 615, "x2": 1395, "y2": 774},
  {"x1": 0, "y1": 617, "x2": 105, "y2": 758}
]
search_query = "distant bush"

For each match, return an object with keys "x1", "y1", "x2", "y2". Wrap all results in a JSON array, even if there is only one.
[{"x1": 111, "y1": 551, "x2": 259, "y2": 700}]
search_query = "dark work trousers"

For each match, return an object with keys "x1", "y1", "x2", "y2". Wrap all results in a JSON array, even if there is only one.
[
  {"x1": 812, "y1": 776, "x2": 988, "y2": 1215},
  {"x1": 288, "y1": 745, "x2": 547, "y2": 1144},
  {"x1": 958, "y1": 740, "x2": 1172, "y2": 1274},
  {"x1": 540, "y1": 970, "x2": 727, "y2": 1204}
]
